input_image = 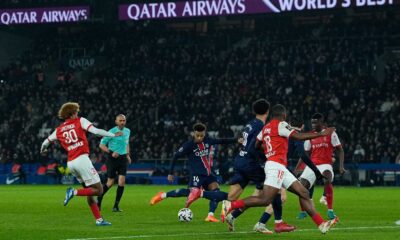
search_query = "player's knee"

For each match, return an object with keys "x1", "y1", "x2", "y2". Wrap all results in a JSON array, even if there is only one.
[{"x1": 300, "y1": 178, "x2": 310, "y2": 189}]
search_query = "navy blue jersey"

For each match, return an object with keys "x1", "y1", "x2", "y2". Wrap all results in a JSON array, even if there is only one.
[
  {"x1": 236, "y1": 118, "x2": 265, "y2": 165},
  {"x1": 169, "y1": 136, "x2": 236, "y2": 176},
  {"x1": 288, "y1": 139, "x2": 305, "y2": 159}
]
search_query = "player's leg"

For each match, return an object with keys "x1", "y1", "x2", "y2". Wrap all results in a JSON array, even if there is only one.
[
  {"x1": 288, "y1": 181, "x2": 338, "y2": 233},
  {"x1": 113, "y1": 156, "x2": 129, "y2": 212},
  {"x1": 64, "y1": 156, "x2": 103, "y2": 206},
  {"x1": 321, "y1": 165, "x2": 335, "y2": 219},
  {"x1": 112, "y1": 175, "x2": 125, "y2": 212},
  {"x1": 186, "y1": 175, "x2": 228, "y2": 207},
  {"x1": 204, "y1": 181, "x2": 221, "y2": 222},
  {"x1": 222, "y1": 161, "x2": 283, "y2": 216},
  {"x1": 272, "y1": 191, "x2": 296, "y2": 233},
  {"x1": 225, "y1": 165, "x2": 263, "y2": 227},
  {"x1": 297, "y1": 166, "x2": 315, "y2": 219},
  {"x1": 87, "y1": 194, "x2": 111, "y2": 226},
  {"x1": 98, "y1": 157, "x2": 117, "y2": 209},
  {"x1": 224, "y1": 183, "x2": 245, "y2": 231},
  {"x1": 97, "y1": 177, "x2": 114, "y2": 210},
  {"x1": 150, "y1": 188, "x2": 190, "y2": 205},
  {"x1": 253, "y1": 204, "x2": 274, "y2": 234}
]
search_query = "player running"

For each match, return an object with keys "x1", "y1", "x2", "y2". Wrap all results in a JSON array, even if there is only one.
[
  {"x1": 297, "y1": 113, "x2": 345, "y2": 220},
  {"x1": 150, "y1": 122, "x2": 241, "y2": 222},
  {"x1": 221, "y1": 104, "x2": 339, "y2": 234},
  {"x1": 40, "y1": 102, "x2": 122, "y2": 226}
]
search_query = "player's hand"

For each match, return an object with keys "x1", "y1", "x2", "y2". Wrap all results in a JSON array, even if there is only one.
[
  {"x1": 320, "y1": 127, "x2": 335, "y2": 136},
  {"x1": 167, "y1": 174, "x2": 174, "y2": 183},
  {"x1": 114, "y1": 132, "x2": 123, "y2": 137},
  {"x1": 112, "y1": 152, "x2": 119, "y2": 158},
  {"x1": 339, "y1": 166, "x2": 347, "y2": 175},
  {"x1": 238, "y1": 137, "x2": 244, "y2": 144},
  {"x1": 127, "y1": 155, "x2": 132, "y2": 164},
  {"x1": 40, "y1": 148, "x2": 48, "y2": 155}
]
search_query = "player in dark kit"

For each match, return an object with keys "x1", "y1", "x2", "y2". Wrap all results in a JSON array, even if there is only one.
[
  {"x1": 187, "y1": 99, "x2": 295, "y2": 233},
  {"x1": 150, "y1": 123, "x2": 242, "y2": 222}
]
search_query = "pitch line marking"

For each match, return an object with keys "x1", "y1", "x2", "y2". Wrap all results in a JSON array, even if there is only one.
[{"x1": 65, "y1": 225, "x2": 400, "y2": 240}]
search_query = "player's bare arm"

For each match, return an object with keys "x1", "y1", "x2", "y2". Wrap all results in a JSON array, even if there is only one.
[{"x1": 290, "y1": 127, "x2": 335, "y2": 141}]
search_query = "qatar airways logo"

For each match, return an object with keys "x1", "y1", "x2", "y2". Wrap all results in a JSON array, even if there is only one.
[
  {"x1": 119, "y1": 0, "x2": 397, "y2": 21},
  {"x1": 195, "y1": 149, "x2": 209, "y2": 157},
  {"x1": 262, "y1": 0, "x2": 394, "y2": 12}
]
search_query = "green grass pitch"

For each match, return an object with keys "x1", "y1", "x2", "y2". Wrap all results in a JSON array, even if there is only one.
[{"x1": 0, "y1": 185, "x2": 399, "y2": 240}]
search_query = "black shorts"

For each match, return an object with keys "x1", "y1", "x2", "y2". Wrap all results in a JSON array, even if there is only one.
[
  {"x1": 106, "y1": 154, "x2": 128, "y2": 179},
  {"x1": 229, "y1": 157, "x2": 265, "y2": 190}
]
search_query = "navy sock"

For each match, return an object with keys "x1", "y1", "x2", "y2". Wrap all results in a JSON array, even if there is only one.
[
  {"x1": 309, "y1": 185, "x2": 315, "y2": 198},
  {"x1": 114, "y1": 185, "x2": 124, "y2": 208},
  {"x1": 202, "y1": 191, "x2": 228, "y2": 202},
  {"x1": 231, "y1": 209, "x2": 244, "y2": 219},
  {"x1": 209, "y1": 200, "x2": 218, "y2": 213},
  {"x1": 97, "y1": 184, "x2": 110, "y2": 207},
  {"x1": 259, "y1": 212, "x2": 272, "y2": 224},
  {"x1": 272, "y1": 194, "x2": 282, "y2": 221},
  {"x1": 166, "y1": 188, "x2": 190, "y2": 198}
]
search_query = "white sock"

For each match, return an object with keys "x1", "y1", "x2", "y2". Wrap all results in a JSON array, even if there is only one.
[
  {"x1": 275, "y1": 220, "x2": 283, "y2": 224},
  {"x1": 73, "y1": 190, "x2": 78, "y2": 195},
  {"x1": 161, "y1": 193, "x2": 166, "y2": 199},
  {"x1": 208, "y1": 212, "x2": 214, "y2": 216},
  {"x1": 257, "y1": 222, "x2": 265, "y2": 227}
]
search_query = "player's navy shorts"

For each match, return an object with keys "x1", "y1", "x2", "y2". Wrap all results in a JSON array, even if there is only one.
[
  {"x1": 229, "y1": 156, "x2": 265, "y2": 190},
  {"x1": 106, "y1": 154, "x2": 128, "y2": 178},
  {"x1": 188, "y1": 174, "x2": 218, "y2": 189}
]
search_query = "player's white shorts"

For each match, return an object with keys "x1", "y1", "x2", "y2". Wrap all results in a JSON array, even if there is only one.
[
  {"x1": 67, "y1": 154, "x2": 100, "y2": 187},
  {"x1": 300, "y1": 164, "x2": 334, "y2": 188},
  {"x1": 264, "y1": 161, "x2": 297, "y2": 189}
]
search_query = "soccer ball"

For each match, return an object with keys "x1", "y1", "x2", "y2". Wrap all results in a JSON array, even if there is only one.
[{"x1": 178, "y1": 208, "x2": 193, "y2": 222}]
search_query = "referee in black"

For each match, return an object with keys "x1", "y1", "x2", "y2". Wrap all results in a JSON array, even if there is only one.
[{"x1": 97, "y1": 114, "x2": 132, "y2": 212}]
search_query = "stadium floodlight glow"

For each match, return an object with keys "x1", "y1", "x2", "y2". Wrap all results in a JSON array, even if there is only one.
[
  {"x1": 0, "y1": 6, "x2": 90, "y2": 25},
  {"x1": 119, "y1": 0, "x2": 398, "y2": 21}
]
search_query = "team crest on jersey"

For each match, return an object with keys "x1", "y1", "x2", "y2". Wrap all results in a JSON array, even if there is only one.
[{"x1": 178, "y1": 147, "x2": 184, "y2": 152}]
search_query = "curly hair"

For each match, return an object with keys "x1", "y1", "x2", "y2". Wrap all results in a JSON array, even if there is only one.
[{"x1": 58, "y1": 102, "x2": 80, "y2": 120}]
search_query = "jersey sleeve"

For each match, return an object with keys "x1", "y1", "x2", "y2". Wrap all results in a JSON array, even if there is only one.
[
  {"x1": 304, "y1": 140, "x2": 311, "y2": 151},
  {"x1": 278, "y1": 121, "x2": 295, "y2": 138},
  {"x1": 169, "y1": 142, "x2": 190, "y2": 174},
  {"x1": 47, "y1": 130, "x2": 57, "y2": 142},
  {"x1": 80, "y1": 117, "x2": 93, "y2": 131},
  {"x1": 331, "y1": 132, "x2": 341, "y2": 147},
  {"x1": 100, "y1": 136, "x2": 111, "y2": 145}
]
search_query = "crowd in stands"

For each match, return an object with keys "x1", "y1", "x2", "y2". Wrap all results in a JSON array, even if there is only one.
[{"x1": 1, "y1": 11, "x2": 399, "y2": 181}]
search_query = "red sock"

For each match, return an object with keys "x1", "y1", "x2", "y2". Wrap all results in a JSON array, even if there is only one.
[
  {"x1": 312, "y1": 213, "x2": 324, "y2": 226},
  {"x1": 231, "y1": 200, "x2": 245, "y2": 210},
  {"x1": 89, "y1": 203, "x2": 101, "y2": 220},
  {"x1": 76, "y1": 188, "x2": 95, "y2": 196},
  {"x1": 325, "y1": 184, "x2": 333, "y2": 209}
]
